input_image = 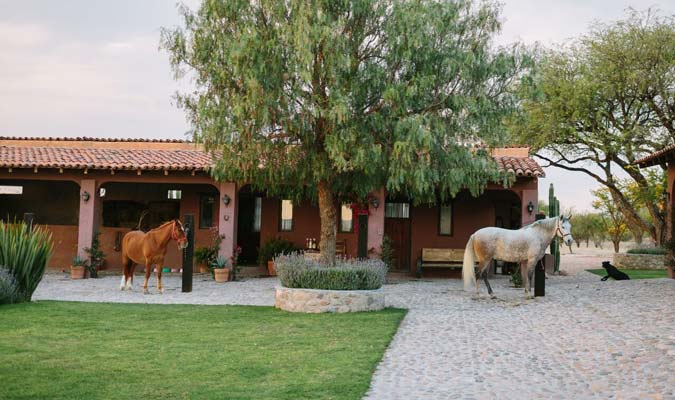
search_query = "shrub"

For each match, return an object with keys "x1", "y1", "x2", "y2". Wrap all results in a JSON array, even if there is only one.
[
  {"x1": 510, "y1": 267, "x2": 523, "y2": 288},
  {"x1": 195, "y1": 227, "x2": 224, "y2": 266},
  {"x1": 84, "y1": 231, "x2": 105, "y2": 278},
  {"x1": 0, "y1": 221, "x2": 53, "y2": 302},
  {"x1": 258, "y1": 237, "x2": 297, "y2": 266},
  {"x1": 380, "y1": 235, "x2": 395, "y2": 271},
  {"x1": 0, "y1": 267, "x2": 21, "y2": 305},
  {"x1": 627, "y1": 247, "x2": 666, "y2": 255},
  {"x1": 275, "y1": 253, "x2": 387, "y2": 290}
]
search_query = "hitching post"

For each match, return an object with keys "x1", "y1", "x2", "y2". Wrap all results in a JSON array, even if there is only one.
[
  {"x1": 534, "y1": 212, "x2": 546, "y2": 297},
  {"x1": 182, "y1": 214, "x2": 194, "y2": 293}
]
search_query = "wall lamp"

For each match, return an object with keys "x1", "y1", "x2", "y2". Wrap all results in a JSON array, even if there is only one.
[
  {"x1": 82, "y1": 191, "x2": 91, "y2": 203},
  {"x1": 369, "y1": 197, "x2": 380, "y2": 210},
  {"x1": 526, "y1": 201, "x2": 535, "y2": 215},
  {"x1": 222, "y1": 194, "x2": 231, "y2": 206}
]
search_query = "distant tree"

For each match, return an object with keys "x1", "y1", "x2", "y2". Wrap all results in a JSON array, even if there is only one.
[
  {"x1": 511, "y1": 9, "x2": 675, "y2": 245},
  {"x1": 538, "y1": 200, "x2": 548, "y2": 216},
  {"x1": 593, "y1": 188, "x2": 629, "y2": 253},
  {"x1": 162, "y1": 0, "x2": 531, "y2": 264}
]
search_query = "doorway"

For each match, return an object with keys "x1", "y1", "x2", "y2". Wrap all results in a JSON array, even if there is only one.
[
  {"x1": 384, "y1": 202, "x2": 411, "y2": 271},
  {"x1": 237, "y1": 188, "x2": 262, "y2": 265}
]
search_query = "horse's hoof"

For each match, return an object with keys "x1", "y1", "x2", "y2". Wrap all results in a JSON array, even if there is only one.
[
  {"x1": 158, "y1": 288, "x2": 164, "y2": 294},
  {"x1": 143, "y1": 288, "x2": 149, "y2": 294},
  {"x1": 490, "y1": 294, "x2": 497, "y2": 299}
]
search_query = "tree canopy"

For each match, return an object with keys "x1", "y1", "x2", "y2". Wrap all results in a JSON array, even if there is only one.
[
  {"x1": 511, "y1": 9, "x2": 675, "y2": 245},
  {"x1": 162, "y1": 0, "x2": 530, "y2": 263}
]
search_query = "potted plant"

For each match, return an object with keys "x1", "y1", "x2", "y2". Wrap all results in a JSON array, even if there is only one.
[
  {"x1": 258, "y1": 237, "x2": 297, "y2": 276},
  {"x1": 194, "y1": 246, "x2": 213, "y2": 273},
  {"x1": 212, "y1": 256, "x2": 230, "y2": 283},
  {"x1": 70, "y1": 255, "x2": 87, "y2": 280}
]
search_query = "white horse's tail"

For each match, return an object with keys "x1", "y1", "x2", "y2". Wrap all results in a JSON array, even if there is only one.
[{"x1": 463, "y1": 235, "x2": 477, "y2": 291}]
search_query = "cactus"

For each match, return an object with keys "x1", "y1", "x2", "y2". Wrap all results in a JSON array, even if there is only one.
[{"x1": 548, "y1": 184, "x2": 561, "y2": 273}]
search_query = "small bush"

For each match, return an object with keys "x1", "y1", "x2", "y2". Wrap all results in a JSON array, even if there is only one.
[
  {"x1": 510, "y1": 267, "x2": 523, "y2": 288},
  {"x1": 0, "y1": 221, "x2": 54, "y2": 302},
  {"x1": 0, "y1": 267, "x2": 21, "y2": 305},
  {"x1": 626, "y1": 248, "x2": 666, "y2": 255},
  {"x1": 258, "y1": 237, "x2": 297, "y2": 266},
  {"x1": 275, "y1": 253, "x2": 387, "y2": 290}
]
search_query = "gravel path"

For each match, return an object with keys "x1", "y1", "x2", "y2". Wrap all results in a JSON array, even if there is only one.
[{"x1": 33, "y1": 269, "x2": 675, "y2": 399}]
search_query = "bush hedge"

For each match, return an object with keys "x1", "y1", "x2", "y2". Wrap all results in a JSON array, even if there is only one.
[
  {"x1": 626, "y1": 248, "x2": 666, "y2": 255},
  {"x1": 275, "y1": 253, "x2": 387, "y2": 290}
]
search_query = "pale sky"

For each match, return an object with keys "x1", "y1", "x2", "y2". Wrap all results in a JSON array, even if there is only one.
[{"x1": 0, "y1": 0, "x2": 673, "y2": 211}]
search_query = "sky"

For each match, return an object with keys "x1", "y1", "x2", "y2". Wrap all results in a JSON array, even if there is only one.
[{"x1": 0, "y1": 0, "x2": 672, "y2": 212}]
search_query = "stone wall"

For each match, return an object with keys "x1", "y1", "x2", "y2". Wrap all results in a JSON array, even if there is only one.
[
  {"x1": 275, "y1": 287, "x2": 385, "y2": 313},
  {"x1": 613, "y1": 253, "x2": 666, "y2": 270}
]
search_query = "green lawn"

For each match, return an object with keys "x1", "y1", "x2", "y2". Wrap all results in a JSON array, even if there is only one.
[
  {"x1": 587, "y1": 268, "x2": 668, "y2": 279},
  {"x1": 0, "y1": 301, "x2": 405, "y2": 400}
]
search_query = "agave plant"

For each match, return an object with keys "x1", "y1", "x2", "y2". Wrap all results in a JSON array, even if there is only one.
[{"x1": 0, "y1": 221, "x2": 54, "y2": 302}]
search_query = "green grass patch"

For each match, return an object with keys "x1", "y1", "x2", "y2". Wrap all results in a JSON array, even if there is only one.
[
  {"x1": 0, "y1": 301, "x2": 405, "y2": 400},
  {"x1": 587, "y1": 269, "x2": 668, "y2": 279}
]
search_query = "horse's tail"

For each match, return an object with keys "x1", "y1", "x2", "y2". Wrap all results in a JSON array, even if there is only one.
[
  {"x1": 463, "y1": 235, "x2": 477, "y2": 291},
  {"x1": 136, "y1": 210, "x2": 149, "y2": 231}
]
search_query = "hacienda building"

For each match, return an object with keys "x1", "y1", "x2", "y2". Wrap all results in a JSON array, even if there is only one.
[{"x1": 0, "y1": 136, "x2": 543, "y2": 276}]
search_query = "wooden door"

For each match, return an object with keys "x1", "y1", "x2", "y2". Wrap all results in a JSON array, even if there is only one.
[
  {"x1": 236, "y1": 195, "x2": 262, "y2": 265},
  {"x1": 385, "y1": 216, "x2": 411, "y2": 271}
]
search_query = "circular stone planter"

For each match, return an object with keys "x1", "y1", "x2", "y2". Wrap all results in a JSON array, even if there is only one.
[{"x1": 275, "y1": 286, "x2": 385, "y2": 313}]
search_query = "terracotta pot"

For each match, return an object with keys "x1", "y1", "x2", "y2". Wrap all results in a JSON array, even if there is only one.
[
  {"x1": 198, "y1": 263, "x2": 209, "y2": 274},
  {"x1": 214, "y1": 268, "x2": 230, "y2": 283},
  {"x1": 70, "y1": 266, "x2": 85, "y2": 280},
  {"x1": 267, "y1": 260, "x2": 276, "y2": 276}
]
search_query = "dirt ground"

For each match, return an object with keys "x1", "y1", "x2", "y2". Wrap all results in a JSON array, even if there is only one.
[{"x1": 559, "y1": 240, "x2": 654, "y2": 275}]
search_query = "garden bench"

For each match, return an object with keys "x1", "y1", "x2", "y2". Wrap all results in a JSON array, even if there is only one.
[{"x1": 416, "y1": 248, "x2": 466, "y2": 277}]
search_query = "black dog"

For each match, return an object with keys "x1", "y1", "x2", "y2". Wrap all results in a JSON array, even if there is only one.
[{"x1": 600, "y1": 261, "x2": 630, "y2": 281}]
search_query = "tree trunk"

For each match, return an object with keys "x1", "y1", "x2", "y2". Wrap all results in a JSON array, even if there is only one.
[
  {"x1": 317, "y1": 180, "x2": 337, "y2": 266},
  {"x1": 613, "y1": 239, "x2": 620, "y2": 253}
]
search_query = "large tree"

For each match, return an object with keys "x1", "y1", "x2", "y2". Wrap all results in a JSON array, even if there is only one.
[
  {"x1": 511, "y1": 9, "x2": 675, "y2": 245},
  {"x1": 162, "y1": 0, "x2": 528, "y2": 264}
]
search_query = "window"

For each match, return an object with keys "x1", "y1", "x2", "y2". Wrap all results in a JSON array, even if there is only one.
[
  {"x1": 339, "y1": 204, "x2": 353, "y2": 232},
  {"x1": 0, "y1": 185, "x2": 22, "y2": 194},
  {"x1": 280, "y1": 200, "x2": 293, "y2": 231},
  {"x1": 167, "y1": 189, "x2": 182, "y2": 200},
  {"x1": 439, "y1": 204, "x2": 452, "y2": 236},
  {"x1": 385, "y1": 202, "x2": 409, "y2": 218},
  {"x1": 253, "y1": 197, "x2": 262, "y2": 233},
  {"x1": 200, "y1": 195, "x2": 216, "y2": 228}
]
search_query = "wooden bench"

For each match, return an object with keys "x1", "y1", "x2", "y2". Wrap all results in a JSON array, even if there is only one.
[
  {"x1": 335, "y1": 240, "x2": 347, "y2": 258},
  {"x1": 416, "y1": 248, "x2": 465, "y2": 277}
]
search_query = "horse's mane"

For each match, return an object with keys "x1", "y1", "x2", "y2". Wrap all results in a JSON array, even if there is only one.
[
  {"x1": 147, "y1": 220, "x2": 175, "y2": 233},
  {"x1": 524, "y1": 217, "x2": 557, "y2": 232}
]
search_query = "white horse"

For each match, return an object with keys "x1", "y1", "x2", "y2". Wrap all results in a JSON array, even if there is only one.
[{"x1": 462, "y1": 216, "x2": 573, "y2": 298}]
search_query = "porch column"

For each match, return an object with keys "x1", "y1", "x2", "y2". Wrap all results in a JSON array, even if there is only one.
[
  {"x1": 367, "y1": 188, "x2": 385, "y2": 258},
  {"x1": 218, "y1": 182, "x2": 238, "y2": 260},
  {"x1": 520, "y1": 189, "x2": 538, "y2": 226},
  {"x1": 77, "y1": 179, "x2": 98, "y2": 258}
]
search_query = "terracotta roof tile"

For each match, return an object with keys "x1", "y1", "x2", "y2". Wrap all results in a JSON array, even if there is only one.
[
  {"x1": 0, "y1": 136, "x2": 189, "y2": 143},
  {"x1": 635, "y1": 144, "x2": 675, "y2": 167},
  {"x1": 0, "y1": 139, "x2": 544, "y2": 178},
  {"x1": 0, "y1": 145, "x2": 212, "y2": 171},
  {"x1": 494, "y1": 156, "x2": 545, "y2": 178}
]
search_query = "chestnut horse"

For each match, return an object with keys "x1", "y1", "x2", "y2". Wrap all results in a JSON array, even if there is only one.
[
  {"x1": 462, "y1": 216, "x2": 573, "y2": 299},
  {"x1": 120, "y1": 219, "x2": 188, "y2": 293}
]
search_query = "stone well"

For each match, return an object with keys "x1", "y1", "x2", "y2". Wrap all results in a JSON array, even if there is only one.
[
  {"x1": 613, "y1": 253, "x2": 666, "y2": 270},
  {"x1": 275, "y1": 286, "x2": 385, "y2": 313}
]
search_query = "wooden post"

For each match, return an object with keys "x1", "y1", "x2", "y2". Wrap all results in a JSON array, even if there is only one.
[
  {"x1": 534, "y1": 212, "x2": 546, "y2": 296},
  {"x1": 182, "y1": 214, "x2": 195, "y2": 293}
]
